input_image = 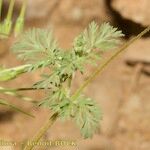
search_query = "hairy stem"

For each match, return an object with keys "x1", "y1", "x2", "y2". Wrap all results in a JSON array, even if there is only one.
[
  {"x1": 71, "y1": 25, "x2": 150, "y2": 100},
  {"x1": 23, "y1": 113, "x2": 58, "y2": 150}
]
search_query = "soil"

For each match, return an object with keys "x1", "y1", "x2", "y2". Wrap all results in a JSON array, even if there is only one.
[{"x1": 0, "y1": 1, "x2": 150, "y2": 150}]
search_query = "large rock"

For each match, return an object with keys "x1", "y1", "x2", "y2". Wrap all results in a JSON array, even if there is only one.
[
  {"x1": 15, "y1": 0, "x2": 59, "y2": 19},
  {"x1": 111, "y1": 0, "x2": 150, "y2": 26},
  {"x1": 124, "y1": 39, "x2": 150, "y2": 74},
  {"x1": 16, "y1": 0, "x2": 111, "y2": 25},
  {"x1": 54, "y1": 0, "x2": 111, "y2": 24}
]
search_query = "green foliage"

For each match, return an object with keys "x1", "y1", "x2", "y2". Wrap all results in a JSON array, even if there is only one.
[
  {"x1": 14, "y1": 0, "x2": 27, "y2": 36},
  {"x1": 54, "y1": 95, "x2": 101, "y2": 139},
  {"x1": 10, "y1": 22, "x2": 124, "y2": 138},
  {"x1": 39, "y1": 89, "x2": 101, "y2": 138},
  {"x1": 12, "y1": 28, "x2": 61, "y2": 71},
  {"x1": 74, "y1": 96, "x2": 101, "y2": 138},
  {"x1": 74, "y1": 22, "x2": 124, "y2": 54},
  {"x1": 0, "y1": 0, "x2": 26, "y2": 38}
]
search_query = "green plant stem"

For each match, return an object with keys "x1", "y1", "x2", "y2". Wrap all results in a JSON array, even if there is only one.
[
  {"x1": 6, "y1": 0, "x2": 15, "y2": 21},
  {"x1": 0, "y1": 0, "x2": 2, "y2": 21},
  {"x1": 19, "y1": 0, "x2": 27, "y2": 18},
  {"x1": 14, "y1": 0, "x2": 27, "y2": 36},
  {"x1": 71, "y1": 25, "x2": 150, "y2": 100},
  {"x1": 23, "y1": 113, "x2": 58, "y2": 150},
  {"x1": 20, "y1": 0, "x2": 27, "y2": 18},
  {"x1": 0, "y1": 64, "x2": 31, "y2": 81}
]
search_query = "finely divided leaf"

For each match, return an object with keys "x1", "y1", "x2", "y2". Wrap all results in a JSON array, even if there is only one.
[
  {"x1": 74, "y1": 96, "x2": 102, "y2": 138},
  {"x1": 45, "y1": 93, "x2": 102, "y2": 138},
  {"x1": 74, "y1": 22, "x2": 124, "y2": 54},
  {"x1": 12, "y1": 28, "x2": 61, "y2": 70}
]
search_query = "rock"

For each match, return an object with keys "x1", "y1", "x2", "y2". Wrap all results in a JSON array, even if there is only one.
[
  {"x1": 79, "y1": 135, "x2": 115, "y2": 150},
  {"x1": 111, "y1": 0, "x2": 150, "y2": 26},
  {"x1": 124, "y1": 39, "x2": 150, "y2": 74},
  {"x1": 85, "y1": 72, "x2": 123, "y2": 136},
  {"x1": 15, "y1": 0, "x2": 111, "y2": 25},
  {"x1": 54, "y1": 0, "x2": 111, "y2": 24},
  {"x1": 118, "y1": 92, "x2": 150, "y2": 137},
  {"x1": 15, "y1": 0, "x2": 59, "y2": 19}
]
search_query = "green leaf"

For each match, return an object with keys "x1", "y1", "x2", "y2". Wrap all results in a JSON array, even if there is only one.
[
  {"x1": 0, "y1": 98, "x2": 35, "y2": 118},
  {"x1": 12, "y1": 28, "x2": 61, "y2": 71},
  {"x1": 74, "y1": 96, "x2": 102, "y2": 138},
  {"x1": 42, "y1": 92, "x2": 102, "y2": 138},
  {"x1": 74, "y1": 21, "x2": 124, "y2": 54},
  {"x1": 33, "y1": 72, "x2": 60, "y2": 90},
  {"x1": 39, "y1": 87, "x2": 67, "y2": 108},
  {"x1": 10, "y1": 21, "x2": 123, "y2": 139}
]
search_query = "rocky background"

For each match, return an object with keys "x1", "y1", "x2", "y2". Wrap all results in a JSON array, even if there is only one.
[{"x1": 0, "y1": 0, "x2": 150, "y2": 150}]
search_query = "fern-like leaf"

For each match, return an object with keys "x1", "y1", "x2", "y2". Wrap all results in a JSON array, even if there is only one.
[
  {"x1": 12, "y1": 28, "x2": 61, "y2": 70},
  {"x1": 10, "y1": 21, "x2": 124, "y2": 139},
  {"x1": 74, "y1": 22, "x2": 124, "y2": 54},
  {"x1": 74, "y1": 96, "x2": 102, "y2": 138}
]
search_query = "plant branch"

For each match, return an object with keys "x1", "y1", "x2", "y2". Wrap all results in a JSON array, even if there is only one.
[
  {"x1": 0, "y1": 64, "x2": 31, "y2": 81},
  {"x1": 17, "y1": 26, "x2": 150, "y2": 150},
  {"x1": 19, "y1": 0, "x2": 27, "y2": 18},
  {"x1": 6, "y1": 0, "x2": 15, "y2": 21},
  {"x1": 0, "y1": 0, "x2": 2, "y2": 21},
  {"x1": 0, "y1": 87, "x2": 50, "y2": 92},
  {"x1": 23, "y1": 113, "x2": 58, "y2": 150},
  {"x1": 71, "y1": 25, "x2": 150, "y2": 100},
  {"x1": 22, "y1": 26, "x2": 150, "y2": 150}
]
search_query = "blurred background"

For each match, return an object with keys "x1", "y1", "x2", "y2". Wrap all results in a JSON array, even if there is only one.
[{"x1": 0, "y1": 0, "x2": 150, "y2": 150}]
